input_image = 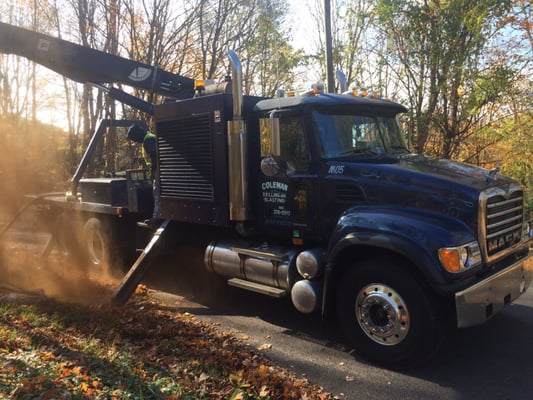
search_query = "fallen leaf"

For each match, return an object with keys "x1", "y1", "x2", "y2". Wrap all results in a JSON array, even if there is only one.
[
  {"x1": 39, "y1": 352, "x2": 55, "y2": 361},
  {"x1": 230, "y1": 391, "x2": 244, "y2": 400},
  {"x1": 259, "y1": 385, "x2": 270, "y2": 397},
  {"x1": 258, "y1": 364, "x2": 269, "y2": 375},
  {"x1": 198, "y1": 372, "x2": 209, "y2": 383}
]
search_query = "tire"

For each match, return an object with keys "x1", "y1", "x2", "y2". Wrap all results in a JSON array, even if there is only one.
[
  {"x1": 336, "y1": 257, "x2": 444, "y2": 367},
  {"x1": 81, "y1": 217, "x2": 111, "y2": 275},
  {"x1": 52, "y1": 212, "x2": 80, "y2": 258}
]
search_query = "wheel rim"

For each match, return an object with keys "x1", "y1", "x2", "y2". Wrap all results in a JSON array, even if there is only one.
[
  {"x1": 355, "y1": 283, "x2": 410, "y2": 346},
  {"x1": 86, "y1": 227, "x2": 105, "y2": 266},
  {"x1": 83, "y1": 220, "x2": 107, "y2": 267}
]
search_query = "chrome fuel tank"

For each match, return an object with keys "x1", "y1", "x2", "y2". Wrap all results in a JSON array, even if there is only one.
[{"x1": 204, "y1": 241, "x2": 298, "y2": 290}]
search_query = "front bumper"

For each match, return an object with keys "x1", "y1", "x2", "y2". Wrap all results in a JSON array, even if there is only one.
[{"x1": 455, "y1": 254, "x2": 533, "y2": 328}]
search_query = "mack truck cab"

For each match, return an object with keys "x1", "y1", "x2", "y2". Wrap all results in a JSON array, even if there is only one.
[
  {"x1": 1, "y1": 22, "x2": 531, "y2": 367},
  {"x1": 152, "y1": 70, "x2": 532, "y2": 365}
]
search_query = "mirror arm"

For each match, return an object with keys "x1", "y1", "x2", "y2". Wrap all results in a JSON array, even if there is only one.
[{"x1": 269, "y1": 110, "x2": 281, "y2": 157}]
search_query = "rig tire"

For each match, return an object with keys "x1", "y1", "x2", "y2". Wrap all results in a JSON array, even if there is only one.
[
  {"x1": 81, "y1": 217, "x2": 111, "y2": 274},
  {"x1": 336, "y1": 256, "x2": 444, "y2": 367}
]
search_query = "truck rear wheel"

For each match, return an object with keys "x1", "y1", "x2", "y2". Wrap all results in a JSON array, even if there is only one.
[
  {"x1": 336, "y1": 257, "x2": 444, "y2": 367},
  {"x1": 81, "y1": 217, "x2": 111, "y2": 274}
]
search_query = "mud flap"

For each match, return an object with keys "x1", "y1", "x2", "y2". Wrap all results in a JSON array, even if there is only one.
[{"x1": 111, "y1": 219, "x2": 171, "y2": 305}]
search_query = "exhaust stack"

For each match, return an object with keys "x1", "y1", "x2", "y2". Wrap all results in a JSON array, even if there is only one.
[{"x1": 227, "y1": 50, "x2": 248, "y2": 223}]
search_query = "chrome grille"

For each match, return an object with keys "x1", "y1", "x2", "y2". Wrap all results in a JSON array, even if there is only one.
[{"x1": 484, "y1": 189, "x2": 524, "y2": 257}]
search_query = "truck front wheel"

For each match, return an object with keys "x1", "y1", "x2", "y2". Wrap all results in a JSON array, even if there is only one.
[{"x1": 336, "y1": 257, "x2": 444, "y2": 366}]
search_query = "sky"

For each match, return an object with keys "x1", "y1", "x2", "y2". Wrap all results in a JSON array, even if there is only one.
[
  {"x1": 6, "y1": 0, "x2": 326, "y2": 129},
  {"x1": 287, "y1": 0, "x2": 319, "y2": 54}
]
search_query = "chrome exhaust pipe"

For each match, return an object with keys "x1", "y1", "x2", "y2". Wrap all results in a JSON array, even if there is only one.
[{"x1": 227, "y1": 50, "x2": 248, "y2": 222}]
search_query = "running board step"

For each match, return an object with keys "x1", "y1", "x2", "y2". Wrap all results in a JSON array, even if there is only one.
[
  {"x1": 232, "y1": 246, "x2": 289, "y2": 262},
  {"x1": 228, "y1": 278, "x2": 287, "y2": 298}
]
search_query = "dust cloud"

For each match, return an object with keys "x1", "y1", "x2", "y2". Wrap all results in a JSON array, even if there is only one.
[
  {"x1": 0, "y1": 115, "x2": 216, "y2": 306},
  {"x1": 0, "y1": 115, "x2": 116, "y2": 305},
  {"x1": 0, "y1": 210, "x2": 117, "y2": 305}
]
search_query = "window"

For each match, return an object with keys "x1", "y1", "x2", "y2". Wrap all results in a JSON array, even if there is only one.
[
  {"x1": 313, "y1": 110, "x2": 408, "y2": 159},
  {"x1": 280, "y1": 117, "x2": 309, "y2": 170}
]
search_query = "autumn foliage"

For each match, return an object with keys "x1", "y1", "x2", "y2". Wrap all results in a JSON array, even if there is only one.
[{"x1": 0, "y1": 286, "x2": 333, "y2": 399}]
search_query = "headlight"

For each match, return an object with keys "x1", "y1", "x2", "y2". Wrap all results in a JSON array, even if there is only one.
[{"x1": 438, "y1": 241, "x2": 481, "y2": 273}]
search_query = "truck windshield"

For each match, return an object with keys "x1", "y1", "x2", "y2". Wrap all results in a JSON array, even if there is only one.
[{"x1": 312, "y1": 110, "x2": 408, "y2": 159}]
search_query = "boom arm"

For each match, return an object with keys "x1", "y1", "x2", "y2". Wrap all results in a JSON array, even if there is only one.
[{"x1": 0, "y1": 22, "x2": 195, "y2": 107}]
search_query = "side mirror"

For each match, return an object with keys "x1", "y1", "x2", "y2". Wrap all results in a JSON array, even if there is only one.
[
  {"x1": 259, "y1": 112, "x2": 298, "y2": 177},
  {"x1": 260, "y1": 115, "x2": 282, "y2": 176},
  {"x1": 260, "y1": 156, "x2": 280, "y2": 177},
  {"x1": 270, "y1": 114, "x2": 281, "y2": 157},
  {"x1": 260, "y1": 115, "x2": 281, "y2": 158}
]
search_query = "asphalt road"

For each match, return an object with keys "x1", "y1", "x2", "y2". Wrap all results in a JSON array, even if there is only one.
[{"x1": 146, "y1": 258, "x2": 533, "y2": 400}]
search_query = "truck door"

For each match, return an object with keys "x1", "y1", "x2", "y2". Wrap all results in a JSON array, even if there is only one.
[{"x1": 258, "y1": 116, "x2": 318, "y2": 243}]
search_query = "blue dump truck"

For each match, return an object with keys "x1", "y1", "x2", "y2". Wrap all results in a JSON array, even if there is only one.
[{"x1": 1, "y1": 22, "x2": 531, "y2": 366}]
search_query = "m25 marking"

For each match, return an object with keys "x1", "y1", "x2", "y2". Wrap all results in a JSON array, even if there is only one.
[{"x1": 328, "y1": 165, "x2": 345, "y2": 175}]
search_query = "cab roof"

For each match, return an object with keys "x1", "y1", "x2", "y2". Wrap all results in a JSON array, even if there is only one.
[{"x1": 253, "y1": 92, "x2": 407, "y2": 116}]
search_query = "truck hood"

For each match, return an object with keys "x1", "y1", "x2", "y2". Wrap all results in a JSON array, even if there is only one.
[
  {"x1": 327, "y1": 154, "x2": 520, "y2": 234},
  {"x1": 393, "y1": 154, "x2": 515, "y2": 191}
]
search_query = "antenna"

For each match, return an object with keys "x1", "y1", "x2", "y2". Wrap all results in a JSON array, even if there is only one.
[{"x1": 324, "y1": 0, "x2": 334, "y2": 93}]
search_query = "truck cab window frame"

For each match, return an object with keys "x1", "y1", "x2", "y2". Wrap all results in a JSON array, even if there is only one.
[
  {"x1": 312, "y1": 109, "x2": 408, "y2": 159},
  {"x1": 279, "y1": 116, "x2": 310, "y2": 171}
]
